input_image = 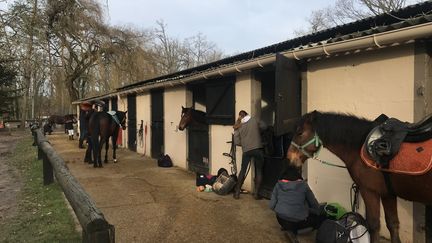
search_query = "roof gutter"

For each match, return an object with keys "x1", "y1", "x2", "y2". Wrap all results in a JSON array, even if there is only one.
[{"x1": 77, "y1": 22, "x2": 432, "y2": 102}]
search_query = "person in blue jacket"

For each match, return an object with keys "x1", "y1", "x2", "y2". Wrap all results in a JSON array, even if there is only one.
[{"x1": 269, "y1": 166, "x2": 324, "y2": 242}]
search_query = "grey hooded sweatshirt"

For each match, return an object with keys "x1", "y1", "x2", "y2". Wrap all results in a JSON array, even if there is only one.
[{"x1": 269, "y1": 180, "x2": 320, "y2": 222}]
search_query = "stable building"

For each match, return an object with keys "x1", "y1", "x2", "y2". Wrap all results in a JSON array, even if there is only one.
[{"x1": 74, "y1": 2, "x2": 432, "y2": 242}]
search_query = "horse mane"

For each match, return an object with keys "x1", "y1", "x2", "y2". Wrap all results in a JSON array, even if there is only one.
[{"x1": 304, "y1": 111, "x2": 375, "y2": 149}]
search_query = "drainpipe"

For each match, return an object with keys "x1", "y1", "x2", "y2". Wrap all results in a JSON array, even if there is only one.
[{"x1": 76, "y1": 22, "x2": 432, "y2": 102}]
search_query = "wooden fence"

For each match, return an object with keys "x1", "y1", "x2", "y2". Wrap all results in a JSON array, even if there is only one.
[{"x1": 32, "y1": 128, "x2": 115, "y2": 243}]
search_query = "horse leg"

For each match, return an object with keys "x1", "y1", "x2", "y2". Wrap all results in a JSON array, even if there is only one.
[
  {"x1": 98, "y1": 137, "x2": 105, "y2": 167},
  {"x1": 382, "y1": 196, "x2": 401, "y2": 243},
  {"x1": 92, "y1": 136, "x2": 99, "y2": 168},
  {"x1": 104, "y1": 137, "x2": 109, "y2": 163},
  {"x1": 360, "y1": 189, "x2": 381, "y2": 243},
  {"x1": 112, "y1": 135, "x2": 117, "y2": 163}
]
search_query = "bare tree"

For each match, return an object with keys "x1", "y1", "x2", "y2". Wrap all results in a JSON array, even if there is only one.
[
  {"x1": 295, "y1": 0, "x2": 414, "y2": 35},
  {"x1": 0, "y1": 0, "x2": 223, "y2": 117},
  {"x1": 152, "y1": 20, "x2": 224, "y2": 74}
]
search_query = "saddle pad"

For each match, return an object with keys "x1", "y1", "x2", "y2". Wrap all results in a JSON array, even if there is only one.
[{"x1": 360, "y1": 140, "x2": 432, "y2": 175}]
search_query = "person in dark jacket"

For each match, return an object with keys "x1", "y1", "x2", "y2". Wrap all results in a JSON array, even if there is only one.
[{"x1": 269, "y1": 166, "x2": 324, "y2": 242}]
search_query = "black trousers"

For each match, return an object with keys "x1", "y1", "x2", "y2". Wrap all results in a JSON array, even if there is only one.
[
  {"x1": 276, "y1": 214, "x2": 325, "y2": 234},
  {"x1": 236, "y1": 148, "x2": 264, "y2": 193}
]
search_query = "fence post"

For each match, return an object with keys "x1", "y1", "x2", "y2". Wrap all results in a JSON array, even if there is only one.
[
  {"x1": 42, "y1": 150, "x2": 54, "y2": 185},
  {"x1": 82, "y1": 222, "x2": 115, "y2": 243},
  {"x1": 32, "y1": 130, "x2": 37, "y2": 146},
  {"x1": 38, "y1": 146, "x2": 43, "y2": 160}
]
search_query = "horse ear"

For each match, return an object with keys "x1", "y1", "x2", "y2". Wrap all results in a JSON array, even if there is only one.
[{"x1": 309, "y1": 110, "x2": 320, "y2": 124}]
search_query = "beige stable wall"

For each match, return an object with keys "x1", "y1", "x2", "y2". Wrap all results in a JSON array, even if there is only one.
[
  {"x1": 164, "y1": 87, "x2": 188, "y2": 168},
  {"x1": 209, "y1": 125, "x2": 234, "y2": 175},
  {"x1": 306, "y1": 44, "x2": 415, "y2": 242},
  {"x1": 136, "y1": 93, "x2": 151, "y2": 156}
]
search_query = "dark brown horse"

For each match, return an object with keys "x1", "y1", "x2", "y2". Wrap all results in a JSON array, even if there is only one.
[
  {"x1": 287, "y1": 111, "x2": 432, "y2": 243},
  {"x1": 48, "y1": 114, "x2": 76, "y2": 125},
  {"x1": 178, "y1": 106, "x2": 207, "y2": 131},
  {"x1": 87, "y1": 111, "x2": 127, "y2": 168}
]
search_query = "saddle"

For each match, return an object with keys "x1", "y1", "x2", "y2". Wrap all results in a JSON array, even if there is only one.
[
  {"x1": 361, "y1": 114, "x2": 432, "y2": 174},
  {"x1": 107, "y1": 111, "x2": 120, "y2": 125}
]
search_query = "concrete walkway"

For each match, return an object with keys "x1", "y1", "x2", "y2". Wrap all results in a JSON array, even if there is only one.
[{"x1": 49, "y1": 132, "x2": 315, "y2": 242}]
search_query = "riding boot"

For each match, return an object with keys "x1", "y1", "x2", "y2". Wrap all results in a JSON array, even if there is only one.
[
  {"x1": 233, "y1": 183, "x2": 241, "y2": 200},
  {"x1": 71, "y1": 135, "x2": 74, "y2": 140},
  {"x1": 233, "y1": 175, "x2": 244, "y2": 199},
  {"x1": 253, "y1": 174, "x2": 263, "y2": 200}
]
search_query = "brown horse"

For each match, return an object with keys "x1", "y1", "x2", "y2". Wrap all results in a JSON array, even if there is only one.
[
  {"x1": 287, "y1": 111, "x2": 432, "y2": 243},
  {"x1": 48, "y1": 114, "x2": 76, "y2": 125},
  {"x1": 178, "y1": 106, "x2": 207, "y2": 131},
  {"x1": 87, "y1": 111, "x2": 127, "y2": 168}
]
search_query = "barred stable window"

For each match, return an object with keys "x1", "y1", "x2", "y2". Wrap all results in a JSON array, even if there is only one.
[{"x1": 206, "y1": 76, "x2": 235, "y2": 125}]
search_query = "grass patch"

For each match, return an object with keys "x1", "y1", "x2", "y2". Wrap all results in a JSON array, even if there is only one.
[{"x1": 0, "y1": 136, "x2": 81, "y2": 242}]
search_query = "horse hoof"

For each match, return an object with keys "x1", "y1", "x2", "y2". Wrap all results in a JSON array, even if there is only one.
[
  {"x1": 113, "y1": 159, "x2": 117, "y2": 163},
  {"x1": 93, "y1": 164, "x2": 97, "y2": 168},
  {"x1": 98, "y1": 164, "x2": 103, "y2": 168}
]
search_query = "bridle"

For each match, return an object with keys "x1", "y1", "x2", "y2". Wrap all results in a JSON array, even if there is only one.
[
  {"x1": 290, "y1": 132, "x2": 323, "y2": 159},
  {"x1": 120, "y1": 113, "x2": 127, "y2": 129},
  {"x1": 290, "y1": 132, "x2": 346, "y2": 169}
]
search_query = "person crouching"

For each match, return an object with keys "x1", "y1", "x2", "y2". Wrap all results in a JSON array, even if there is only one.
[{"x1": 269, "y1": 166, "x2": 324, "y2": 243}]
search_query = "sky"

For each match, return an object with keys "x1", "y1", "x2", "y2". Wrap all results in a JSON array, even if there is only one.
[{"x1": 100, "y1": 0, "x2": 334, "y2": 55}]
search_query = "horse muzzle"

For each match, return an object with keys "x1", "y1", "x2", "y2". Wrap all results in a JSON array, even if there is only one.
[{"x1": 287, "y1": 146, "x2": 304, "y2": 168}]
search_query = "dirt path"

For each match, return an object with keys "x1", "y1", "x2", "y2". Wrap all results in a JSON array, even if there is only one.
[
  {"x1": 49, "y1": 131, "x2": 315, "y2": 242},
  {"x1": 0, "y1": 130, "x2": 26, "y2": 222}
]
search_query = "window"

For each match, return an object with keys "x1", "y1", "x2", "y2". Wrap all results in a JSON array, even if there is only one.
[{"x1": 206, "y1": 76, "x2": 235, "y2": 125}]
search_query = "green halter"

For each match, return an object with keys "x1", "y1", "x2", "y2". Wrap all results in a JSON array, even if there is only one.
[{"x1": 290, "y1": 132, "x2": 323, "y2": 159}]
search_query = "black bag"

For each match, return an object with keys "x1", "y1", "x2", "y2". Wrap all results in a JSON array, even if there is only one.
[
  {"x1": 157, "y1": 154, "x2": 173, "y2": 167},
  {"x1": 316, "y1": 212, "x2": 370, "y2": 243}
]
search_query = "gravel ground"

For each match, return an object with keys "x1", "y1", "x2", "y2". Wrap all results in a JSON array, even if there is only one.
[{"x1": 48, "y1": 131, "x2": 317, "y2": 243}]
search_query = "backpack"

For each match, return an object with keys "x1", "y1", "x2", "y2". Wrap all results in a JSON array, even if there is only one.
[
  {"x1": 157, "y1": 154, "x2": 173, "y2": 167},
  {"x1": 316, "y1": 212, "x2": 370, "y2": 243}
]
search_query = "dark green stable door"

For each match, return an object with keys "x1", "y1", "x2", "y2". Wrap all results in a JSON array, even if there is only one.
[
  {"x1": 151, "y1": 89, "x2": 164, "y2": 158},
  {"x1": 259, "y1": 53, "x2": 302, "y2": 199},
  {"x1": 127, "y1": 94, "x2": 137, "y2": 152}
]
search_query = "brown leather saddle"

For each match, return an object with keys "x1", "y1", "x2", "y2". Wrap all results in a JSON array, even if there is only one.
[{"x1": 361, "y1": 114, "x2": 432, "y2": 175}]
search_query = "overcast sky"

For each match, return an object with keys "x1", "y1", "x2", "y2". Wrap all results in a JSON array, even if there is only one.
[{"x1": 101, "y1": 0, "x2": 335, "y2": 55}]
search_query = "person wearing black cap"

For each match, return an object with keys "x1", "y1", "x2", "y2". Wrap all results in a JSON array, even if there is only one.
[{"x1": 269, "y1": 166, "x2": 324, "y2": 242}]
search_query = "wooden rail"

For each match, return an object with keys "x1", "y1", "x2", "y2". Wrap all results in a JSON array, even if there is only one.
[{"x1": 32, "y1": 128, "x2": 115, "y2": 243}]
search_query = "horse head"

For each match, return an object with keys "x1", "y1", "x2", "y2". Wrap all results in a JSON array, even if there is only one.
[
  {"x1": 117, "y1": 111, "x2": 128, "y2": 130},
  {"x1": 178, "y1": 106, "x2": 191, "y2": 131},
  {"x1": 287, "y1": 111, "x2": 322, "y2": 168}
]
